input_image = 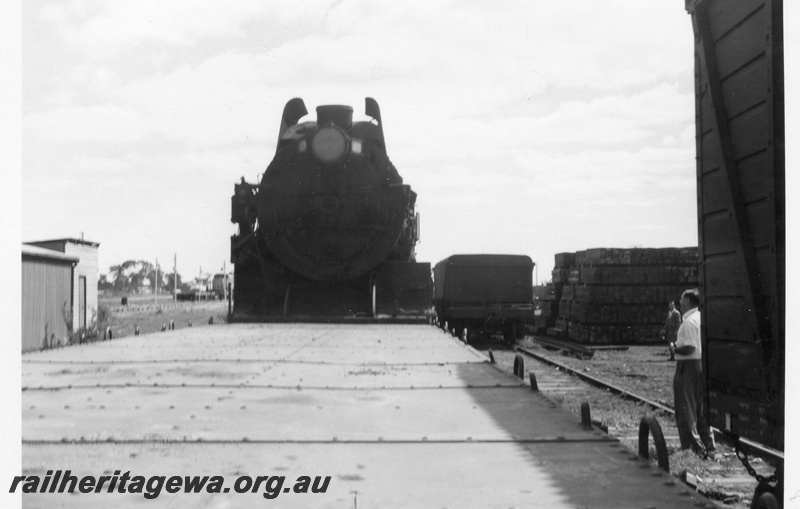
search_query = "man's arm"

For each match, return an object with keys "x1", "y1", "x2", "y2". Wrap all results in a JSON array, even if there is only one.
[{"x1": 671, "y1": 343, "x2": 696, "y2": 356}]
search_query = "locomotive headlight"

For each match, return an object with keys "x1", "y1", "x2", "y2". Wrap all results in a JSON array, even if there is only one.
[{"x1": 311, "y1": 126, "x2": 348, "y2": 164}]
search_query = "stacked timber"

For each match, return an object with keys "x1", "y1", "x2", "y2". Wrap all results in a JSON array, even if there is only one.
[
  {"x1": 536, "y1": 252, "x2": 574, "y2": 335},
  {"x1": 550, "y1": 248, "x2": 698, "y2": 344}
]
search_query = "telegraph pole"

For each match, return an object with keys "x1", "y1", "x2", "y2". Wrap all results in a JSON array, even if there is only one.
[
  {"x1": 155, "y1": 258, "x2": 159, "y2": 306},
  {"x1": 173, "y1": 253, "x2": 177, "y2": 301},
  {"x1": 223, "y1": 260, "x2": 227, "y2": 299}
]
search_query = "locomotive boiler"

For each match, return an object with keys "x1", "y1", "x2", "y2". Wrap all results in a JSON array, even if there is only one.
[{"x1": 230, "y1": 98, "x2": 430, "y2": 320}]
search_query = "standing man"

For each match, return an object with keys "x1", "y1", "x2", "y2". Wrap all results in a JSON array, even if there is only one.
[
  {"x1": 671, "y1": 288, "x2": 716, "y2": 458},
  {"x1": 660, "y1": 300, "x2": 681, "y2": 360}
]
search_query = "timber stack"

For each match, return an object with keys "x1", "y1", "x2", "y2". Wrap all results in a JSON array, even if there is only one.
[{"x1": 538, "y1": 248, "x2": 698, "y2": 344}]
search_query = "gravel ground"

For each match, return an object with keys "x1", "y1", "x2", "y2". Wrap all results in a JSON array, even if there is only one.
[
  {"x1": 474, "y1": 334, "x2": 780, "y2": 509},
  {"x1": 101, "y1": 299, "x2": 229, "y2": 338}
]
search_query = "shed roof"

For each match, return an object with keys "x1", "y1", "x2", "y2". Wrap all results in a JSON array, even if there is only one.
[
  {"x1": 22, "y1": 244, "x2": 79, "y2": 263},
  {"x1": 25, "y1": 237, "x2": 101, "y2": 248}
]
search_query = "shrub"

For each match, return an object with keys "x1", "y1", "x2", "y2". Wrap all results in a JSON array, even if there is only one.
[
  {"x1": 60, "y1": 302, "x2": 113, "y2": 346},
  {"x1": 96, "y1": 303, "x2": 111, "y2": 325}
]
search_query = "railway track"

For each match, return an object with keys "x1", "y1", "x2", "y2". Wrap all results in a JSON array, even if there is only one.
[
  {"x1": 516, "y1": 344, "x2": 674, "y2": 414},
  {"x1": 472, "y1": 337, "x2": 780, "y2": 508},
  {"x1": 514, "y1": 342, "x2": 783, "y2": 461}
]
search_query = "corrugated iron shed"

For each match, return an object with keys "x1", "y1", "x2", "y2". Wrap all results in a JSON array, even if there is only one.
[
  {"x1": 25, "y1": 238, "x2": 100, "y2": 331},
  {"x1": 21, "y1": 244, "x2": 78, "y2": 352}
]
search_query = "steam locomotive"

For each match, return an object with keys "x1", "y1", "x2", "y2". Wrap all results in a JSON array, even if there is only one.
[{"x1": 230, "y1": 98, "x2": 430, "y2": 321}]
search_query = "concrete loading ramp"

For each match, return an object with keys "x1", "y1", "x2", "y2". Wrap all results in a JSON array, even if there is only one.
[{"x1": 21, "y1": 324, "x2": 708, "y2": 508}]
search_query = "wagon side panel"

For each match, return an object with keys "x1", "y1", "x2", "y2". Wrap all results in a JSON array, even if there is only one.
[{"x1": 689, "y1": 0, "x2": 784, "y2": 449}]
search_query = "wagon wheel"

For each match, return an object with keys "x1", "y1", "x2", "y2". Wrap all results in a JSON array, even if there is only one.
[
  {"x1": 502, "y1": 322, "x2": 517, "y2": 342},
  {"x1": 752, "y1": 492, "x2": 779, "y2": 509},
  {"x1": 750, "y1": 480, "x2": 782, "y2": 509}
]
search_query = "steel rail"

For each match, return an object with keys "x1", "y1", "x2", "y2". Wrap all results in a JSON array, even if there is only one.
[
  {"x1": 515, "y1": 346, "x2": 674, "y2": 413},
  {"x1": 514, "y1": 346, "x2": 785, "y2": 464}
]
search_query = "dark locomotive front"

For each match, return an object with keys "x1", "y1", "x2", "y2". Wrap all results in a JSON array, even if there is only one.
[{"x1": 230, "y1": 98, "x2": 430, "y2": 320}]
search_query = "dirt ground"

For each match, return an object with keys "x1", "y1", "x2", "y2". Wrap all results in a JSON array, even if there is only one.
[
  {"x1": 99, "y1": 297, "x2": 229, "y2": 338},
  {"x1": 480, "y1": 335, "x2": 780, "y2": 509}
]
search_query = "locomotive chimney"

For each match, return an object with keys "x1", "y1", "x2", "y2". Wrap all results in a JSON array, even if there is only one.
[{"x1": 316, "y1": 105, "x2": 353, "y2": 128}]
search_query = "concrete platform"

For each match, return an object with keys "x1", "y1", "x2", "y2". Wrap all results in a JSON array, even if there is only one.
[{"x1": 21, "y1": 324, "x2": 713, "y2": 508}]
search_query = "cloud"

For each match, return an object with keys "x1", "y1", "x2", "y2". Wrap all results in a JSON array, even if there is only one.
[
  {"x1": 26, "y1": 0, "x2": 693, "y2": 156},
  {"x1": 40, "y1": 1, "x2": 271, "y2": 51},
  {"x1": 114, "y1": 52, "x2": 276, "y2": 147},
  {"x1": 22, "y1": 1, "x2": 707, "y2": 280},
  {"x1": 23, "y1": 103, "x2": 149, "y2": 143}
]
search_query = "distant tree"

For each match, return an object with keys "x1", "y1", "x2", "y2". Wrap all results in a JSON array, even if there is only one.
[
  {"x1": 147, "y1": 264, "x2": 173, "y2": 293},
  {"x1": 109, "y1": 262, "x2": 131, "y2": 292},
  {"x1": 108, "y1": 260, "x2": 159, "y2": 293},
  {"x1": 164, "y1": 272, "x2": 183, "y2": 293},
  {"x1": 106, "y1": 260, "x2": 199, "y2": 294},
  {"x1": 133, "y1": 261, "x2": 153, "y2": 292},
  {"x1": 108, "y1": 265, "x2": 121, "y2": 291},
  {"x1": 98, "y1": 274, "x2": 114, "y2": 292}
]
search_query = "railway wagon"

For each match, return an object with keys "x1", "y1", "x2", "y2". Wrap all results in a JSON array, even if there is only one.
[
  {"x1": 686, "y1": 0, "x2": 784, "y2": 503},
  {"x1": 434, "y1": 254, "x2": 534, "y2": 341},
  {"x1": 230, "y1": 98, "x2": 430, "y2": 321}
]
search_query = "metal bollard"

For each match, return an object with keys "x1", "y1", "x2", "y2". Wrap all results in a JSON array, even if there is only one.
[
  {"x1": 580, "y1": 402, "x2": 592, "y2": 427},
  {"x1": 513, "y1": 354, "x2": 524, "y2": 379},
  {"x1": 638, "y1": 416, "x2": 669, "y2": 472},
  {"x1": 529, "y1": 372, "x2": 539, "y2": 391},
  {"x1": 135, "y1": 326, "x2": 140, "y2": 336},
  {"x1": 170, "y1": 320, "x2": 174, "y2": 330}
]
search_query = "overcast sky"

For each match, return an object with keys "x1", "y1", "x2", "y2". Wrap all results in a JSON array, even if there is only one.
[{"x1": 16, "y1": 0, "x2": 718, "y2": 282}]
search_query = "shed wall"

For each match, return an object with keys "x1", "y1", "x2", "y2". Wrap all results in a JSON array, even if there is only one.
[
  {"x1": 64, "y1": 243, "x2": 99, "y2": 328},
  {"x1": 21, "y1": 256, "x2": 74, "y2": 352}
]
